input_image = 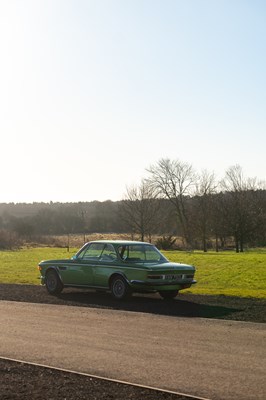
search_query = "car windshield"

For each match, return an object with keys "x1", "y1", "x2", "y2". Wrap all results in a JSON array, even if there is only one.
[{"x1": 118, "y1": 244, "x2": 168, "y2": 263}]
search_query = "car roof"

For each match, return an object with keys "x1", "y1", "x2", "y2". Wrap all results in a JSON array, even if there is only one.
[{"x1": 87, "y1": 240, "x2": 152, "y2": 246}]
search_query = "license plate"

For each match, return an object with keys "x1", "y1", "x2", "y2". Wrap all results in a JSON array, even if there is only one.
[{"x1": 164, "y1": 274, "x2": 177, "y2": 280}]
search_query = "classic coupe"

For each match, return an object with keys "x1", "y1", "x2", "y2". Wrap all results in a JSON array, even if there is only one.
[{"x1": 38, "y1": 240, "x2": 196, "y2": 300}]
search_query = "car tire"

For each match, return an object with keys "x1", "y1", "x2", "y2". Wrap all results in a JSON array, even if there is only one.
[
  {"x1": 159, "y1": 290, "x2": 179, "y2": 300},
  {"x1": 45, "y1": 269, "x2": 63, "y2": 295},
  {"x1": 110, "y1": 275, "x2": 131, "y2": 300}
]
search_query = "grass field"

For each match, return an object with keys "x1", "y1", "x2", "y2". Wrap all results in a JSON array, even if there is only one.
[
  {"x1": 0, "y1": 247, "x2": 265, "y2": 298},
  {"x1": 166, "y1": 250, "x2": 266, "y2": 298}
]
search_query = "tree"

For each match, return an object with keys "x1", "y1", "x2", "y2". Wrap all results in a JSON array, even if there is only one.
[
  {"x1": 193, "y1": 170, "x2": 217, "y2": 252},
  {"x1": 11, "y1": 217, "x2": 35, "y2": 239},
  {"x1": 211, "y1": 192, "x2": 231, "y2": 251},
  {"x1": 251, "y1": 189, "x2": 266, "y2": 246},
  {"x1": 147, "y1": 158, "x2": 196, "y2": 247},
  {"x1": 221, "y1": 165, "x2": 259, "y2": 252},
  {"x1": 120, "y1": 180, "x2": 160, "y2": 241}
]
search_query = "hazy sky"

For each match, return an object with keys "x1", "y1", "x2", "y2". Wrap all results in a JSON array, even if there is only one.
[{"x1": 0, "y1": 0, "x2": 265, "y2": 203}]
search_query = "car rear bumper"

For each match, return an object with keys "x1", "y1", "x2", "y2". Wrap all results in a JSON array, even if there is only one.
[{"x1": 130, "y1": 279, "x2": 196, "y2": 290}]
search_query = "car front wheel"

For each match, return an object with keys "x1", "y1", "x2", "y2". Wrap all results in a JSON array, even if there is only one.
[
  {"x1": 45, "y1": 270, "x2": 63, "y2": 295},
  {"x1": 159, "y1": 290, "x2": 179, "y2": 300},
  {"x1": 110, "y1": 276, "x2": 131, "y2": 300}
]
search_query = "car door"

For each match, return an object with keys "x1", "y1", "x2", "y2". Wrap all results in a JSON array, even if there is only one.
[
  {"x1": 93, "y1": 243, "x2": 118, "y2": 288},
  {"x1": 68, "y1": 243, "x2": 105, "y2": 286}
]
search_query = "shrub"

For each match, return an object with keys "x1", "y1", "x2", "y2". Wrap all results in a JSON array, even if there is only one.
[
  {"x1": 0, "y1": 230, "x2": 22, "y2": 250},
  {"x1": 155, "y1": 235, "x2": 176, "y2": 250}
]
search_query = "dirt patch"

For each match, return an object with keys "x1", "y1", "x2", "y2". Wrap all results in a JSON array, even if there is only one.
[{"x1": 1, "y1": 284, "x2": 265, "y2": 399}]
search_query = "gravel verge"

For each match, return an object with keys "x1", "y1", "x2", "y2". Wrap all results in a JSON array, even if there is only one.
[
  {"x1": 0, "y1": 358, "x2": 191, "y2": 400},
  {"x1": 0, "y1": 283, "x2": 265, "y2": 323}
]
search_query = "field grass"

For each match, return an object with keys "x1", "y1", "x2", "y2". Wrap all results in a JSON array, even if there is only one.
[
  {"x1": 0, "y1": 247, "x2": 265, "y2": 299},
  {"x1": 165, "y1": 250, "x2": 266, "y2": 298},
  {"x1": 0, "y1": 248, "x2": 75, "y2": 285}
]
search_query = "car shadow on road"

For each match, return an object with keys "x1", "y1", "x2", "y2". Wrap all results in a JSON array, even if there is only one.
[
  {"x1": 57, "y1": 290, "x2": 241, "y2": 320},
  {"x1": 0, "y1": 284, "x2": 242, "y2": 320},
  {"x1": 2, "y1": 284, "x2": 263, "y2": 322}
]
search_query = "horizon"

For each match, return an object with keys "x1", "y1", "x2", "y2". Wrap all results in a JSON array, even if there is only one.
[{"x1": 1, "y1": 0, "x2": 265, "y2": 203}]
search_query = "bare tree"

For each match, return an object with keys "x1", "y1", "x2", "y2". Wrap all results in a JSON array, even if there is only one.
[
  {"x1": 221, "y1": 165, "x2": 259, "y2": 252},
  {"x1": 120, "y1": 180, "x2": 160, "y2": 242},
  {"x1": 147, "y1": 158, "x2": 196, "y2": 247},
  {"x1": 193, "y1": 170, "x2": 217, "y2": 252}
]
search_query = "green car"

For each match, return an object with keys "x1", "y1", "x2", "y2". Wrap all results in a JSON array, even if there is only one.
[{"x1": 38, "y1": 240, "x2": 196, "y2": 300}]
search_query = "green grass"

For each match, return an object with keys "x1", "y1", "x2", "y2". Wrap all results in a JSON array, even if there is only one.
[
  {"x1": 0, "y1": 247, "x2": 77, "y2": 285},
  {"x1": 164, "y1": 250, "x2": 266, "y2": 298},
  {"x1": 0, "y1": 247, "x2": 265, "y2": 299}
]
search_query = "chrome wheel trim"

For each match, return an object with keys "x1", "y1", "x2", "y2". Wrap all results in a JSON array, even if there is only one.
[
  {"x1": 46, "y1": 272, "x2": 57, "y2": 291},
  {"x1": 112, "y1": 278, "x2": 126, "y2": 299}
]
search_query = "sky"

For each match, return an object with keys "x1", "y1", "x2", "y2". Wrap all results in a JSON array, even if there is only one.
[{"x1": 0, "y1": 0, "x2": 265, "y2": 203}]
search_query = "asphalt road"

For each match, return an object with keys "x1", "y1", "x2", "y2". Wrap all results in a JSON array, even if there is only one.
[{"x1": 0, "y1": 301, "x2": 265, "y2": 400}]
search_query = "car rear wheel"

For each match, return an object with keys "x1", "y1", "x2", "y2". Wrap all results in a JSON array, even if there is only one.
[
  {"x1": 110, "y1": 276, "x2": 131, "y2": 300},
  {"x1": 159, "y1": 290, "x2": 179, "y2": 300},
  {"x1": 45, "y1": 270, "x2": 63, "y2": 295}
]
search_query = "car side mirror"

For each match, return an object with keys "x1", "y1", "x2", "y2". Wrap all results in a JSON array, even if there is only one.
[{"x1": 71, "y1": 255, "x2": 77, "y2": 260}]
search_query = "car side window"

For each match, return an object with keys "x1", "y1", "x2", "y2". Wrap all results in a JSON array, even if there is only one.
[
  {"x1": 79, "y1": 243, "x2": 105, "y2": 261},
  {"x1": 99, "y1": 244, "x2": 118, "y2": 262}
]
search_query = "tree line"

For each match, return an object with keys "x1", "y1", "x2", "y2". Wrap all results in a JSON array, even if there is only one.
[{"x1": 0, "y1": 159, "x2": 265, "y2": 252}]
